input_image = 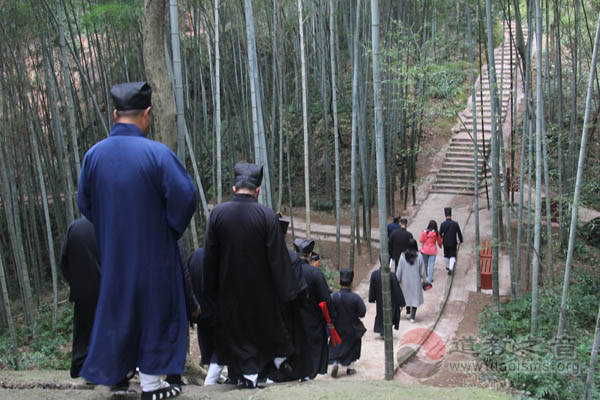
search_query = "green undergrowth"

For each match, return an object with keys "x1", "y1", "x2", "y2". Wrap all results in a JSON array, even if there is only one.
[
  {"x1": 474, "y1": 269, "x2": 600, "y2": 400},
  {"x1": 0, "y1": 302, "x2": 73, "y2": 371}
]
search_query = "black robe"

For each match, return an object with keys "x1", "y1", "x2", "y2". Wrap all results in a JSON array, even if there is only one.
[
  {"x1": 188, "y1": 248, "x2": 218, "y2": 366},
  {"x1": 328, "y1": 288, "x2": 366, "y2": 366},
  {"x1": 290, "y1": 261, "x2": 335, "y2": 380},
  {"x1": 368, "y1": 268, "x2": 406, "y2": 335},
  {"x1": 263, "y1": 250, "x2": 308, "y2": 382},
  {"x1": 203, "y1": 194, "x2": 298, "y2": 374},
  {"x1": 59, "y1": 217, "x2": 100, "y2": 378},
  {"x1": 389, "y1": 228, "x2": 415, "y2": 268}
]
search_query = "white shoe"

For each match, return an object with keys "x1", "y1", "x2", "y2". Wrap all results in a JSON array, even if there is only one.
[{"x1": 410, "y1": 319, "x2": 415, "y2": 323}]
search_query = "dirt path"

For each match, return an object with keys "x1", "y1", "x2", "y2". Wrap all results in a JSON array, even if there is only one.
[{"x1": 281, "y1": 23, "x2": 521, "y2": 386}]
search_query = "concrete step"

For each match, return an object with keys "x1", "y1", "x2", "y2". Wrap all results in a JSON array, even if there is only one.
[
  {"x1": 451, "y1": 137, "x2": 492, "y2": 144},
  {"x1": 459, "y1": 113, "x2": 493, "y2": 121},
  {"x1": 429, "y1": 189, "x2": 477, "y2": 196},
  {"x1": 476, "y1": 96, "x2": 510, "y2": 103},
  {"x1": 430, "y1": 184, "x2": 483, "y2": 193},
  {"x1": 441, "y1": 164, "x2": 476, "y2": 171},
  {"x1": 433, "y1": 181, "x2": 488, "y2": 190},
  {"x1": 448, "y1": 144, "x2": 476, "y2": 151},
  {"x1": 453, "y1": 125, "x2": 492, "y2": 133}
]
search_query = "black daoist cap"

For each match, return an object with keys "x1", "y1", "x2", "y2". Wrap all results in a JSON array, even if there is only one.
[
  {"x1": 111, "y1": 81, "x2": 152, "y2": 111},
  {"x1": 234, "y1": 163, "x2": 263, "y2": 189},
  {"x1": 340, "y1": 268, "x2": 354, "y2": 286},
  {"x1": 444, "y1": 207, "x2": 452, "y2": 217},
  {"x1": 293, "y1": 238, "x2": 315, "y2": 256}
]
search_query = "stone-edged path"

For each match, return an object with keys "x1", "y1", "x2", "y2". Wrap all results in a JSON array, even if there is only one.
[{"x1": 288, "y1": 22, "x2": 525, "y2": 383}]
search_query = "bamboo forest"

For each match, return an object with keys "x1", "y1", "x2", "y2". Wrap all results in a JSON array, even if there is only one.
[{"x1": 0, "y1": 0, "x2": 599, "y2": 399}]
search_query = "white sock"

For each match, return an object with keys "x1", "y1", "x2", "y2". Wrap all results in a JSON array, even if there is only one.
[
  {"x1": 243, "y1": 373, "x2": 258, "y2": 386},
  {"x1": 444, "y1": 257, "x2": 450, "y2": 268},
  {"x1": 449, "y1": 257, "x2": 456, "y2": 271},
  {"x1": 347, "y1": 362, "x2": 354, "y2": 368},
  {"x1": 273, "y1": 357, "x2": 287, "y2": 369},
  {"x1": 333, "y1": 361, "x2": 339, "y2": 367},
  {"x1": 204, "y1": 363, "x2": 224, "y2": 386},
  {"x1": 139, "y1": 371, "x2": 167, "y2": 392}
]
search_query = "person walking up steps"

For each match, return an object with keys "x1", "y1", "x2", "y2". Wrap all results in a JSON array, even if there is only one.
[
  {"x1": 440, "y1": 207, "x2": 463, "y2": 276},
  {"x1": 396, "y1": 239, "x2": 427, "y2": 323},
  {"x1": 420, "y1": 220, "x2": 442, "y2": 283}
]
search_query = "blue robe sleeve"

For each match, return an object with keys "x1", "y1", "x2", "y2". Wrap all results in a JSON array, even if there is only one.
[{"x1": 160, "y1": 150, "x2": 197, "y2": 238}]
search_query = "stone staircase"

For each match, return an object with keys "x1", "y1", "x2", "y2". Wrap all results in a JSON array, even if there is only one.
[{"x1": 431, "y1": 23, "x2": 529, "y2": 196}]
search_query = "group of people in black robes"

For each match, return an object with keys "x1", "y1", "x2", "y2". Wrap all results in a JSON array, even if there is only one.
[{"x1": 61, "y1": 117, "x2": 368, "y2": 396}]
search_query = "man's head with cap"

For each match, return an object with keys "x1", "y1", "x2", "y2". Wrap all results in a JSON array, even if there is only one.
[
  {"x1": 340, "y1": 268, "x2": 354, "y2": 287},
  {"x1": 232, "y1": 162, "x2": 263, "y2": 198},
  {"x1": 294, "y1": 238, "x2": 315, "y2": 260},
  {"x1": 444, "y1": 207, "x2": 452, "y2": 218},
  {"x1": 111, "y1": 81, "x2": 153, "y2": 135}
]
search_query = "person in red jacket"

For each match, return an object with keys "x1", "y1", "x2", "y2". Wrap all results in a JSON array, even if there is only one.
[{"x1": 419, "y1": 220, "x2": 442, "y2": 283}]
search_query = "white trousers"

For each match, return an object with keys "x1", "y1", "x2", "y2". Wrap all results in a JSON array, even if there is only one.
[
  {"x1": 445, "y1": 256, "x2": 456, "y2": 271},
  {"x1": 139, "y1": 371, "x2": 167, "y2": 392},
  {"x1": 204, "y1": 363, "x2": 224, "y2": 386}
]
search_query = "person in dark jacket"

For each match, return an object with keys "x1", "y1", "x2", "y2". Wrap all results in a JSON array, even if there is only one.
[
  {"x1": 60, "y1": 217, "x2": 100, "y2": 379},
  {"x1": 291, "y1": 238, "x2": 336, "y2": 381},
  {"x1": 389, "y1": 218, "x2": 414, "y2": 269},
  {"x1": 387, "y1": 216, "x2": 401, "y2": 238},
  {"x1": 368, "y1": 259, "x2": 406, "y2": 336},
  {"x1": 203, "y1": 163, "x2": 298, "y2": 388},
  {"x1": 329, "y1": 269, "x2": 366, "y2": 377},
  {"x1": 439, "y1": 207, "x2": 463, "y2": 276}
]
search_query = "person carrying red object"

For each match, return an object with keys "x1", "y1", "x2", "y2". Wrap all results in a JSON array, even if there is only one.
[{"x1": 288, "y1": 238, "x2": 337, "y2": 381}]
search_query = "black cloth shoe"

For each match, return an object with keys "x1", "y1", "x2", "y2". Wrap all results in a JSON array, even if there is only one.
[
  {"x1": 331, "y1": 364, "x2": 339, "y2": 378},
  {"x1": 278, "y1": 360, "x2": 293, "y2": 378},
  {"x1": 141, "y1": 384, "x2": 182, "y2": 400},
  {"x1": 240, "y1": 377, "x2": 258, "y2": 389},
  {"x1": 347, "y1": 368, "x2": 357, "y2": 376},
  {"x1": 110, "y1": 377, "x2": 135, "y2": 395},
  {"x1": 165, "y1": 374, "x2": 185, "y2": 386},
  {"x1": 448, "y1": 270, "x2": 452, "y2": 276}
]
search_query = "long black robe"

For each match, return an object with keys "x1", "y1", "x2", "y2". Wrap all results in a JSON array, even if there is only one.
[
  {"x1": 389, "y1": 228, "x2": 415, "y2": 268},
  {"x1": 203, "y1": 194, "x2": 298, "y2": 375},
  {"x1": 188, "y1": 248, "x2": 218, "y2": 366},
  {"x1": 290, "y1": 261, "x2": 335, "y2": 380},
  {"x1": 262, "y1": 250, "x2": 308, "y2": 382},
  {"x1": 59, "y1": 217, "x2": 100, "y2": 378},
  {"x1": 328, "y1": 288, "x2": 366, "y2": 366},
  {"x1": 368, "y1": 268, "x2": 406, "y2": 335}
]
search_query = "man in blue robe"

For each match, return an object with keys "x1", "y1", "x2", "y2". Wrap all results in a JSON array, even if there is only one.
[{"x1": 77, "y1": 81, "x2": 197, "y2": 399}]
